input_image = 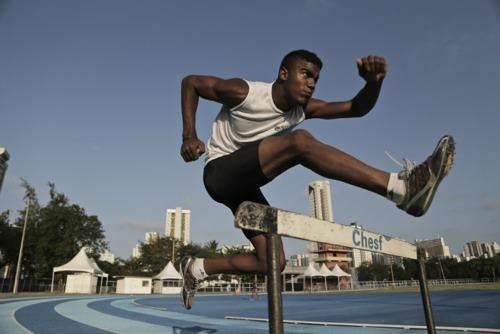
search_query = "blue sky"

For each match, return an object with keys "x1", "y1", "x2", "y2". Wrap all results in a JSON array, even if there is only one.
[{"x1": 1, "y1": 0, "x2": 499, "y2": 260}]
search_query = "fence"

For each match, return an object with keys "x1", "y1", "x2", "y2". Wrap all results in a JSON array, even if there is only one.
[
  {"x1": 0, "y1": 277, "x2": 117, "y2": 294},
  {"x1": 2, "y1": 276, "x2": 498, "y2": 295}
]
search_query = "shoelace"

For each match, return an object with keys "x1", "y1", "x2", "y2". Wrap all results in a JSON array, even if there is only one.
[{"x1": 384, "y1": 151, "x2": 417, "y2": 175}]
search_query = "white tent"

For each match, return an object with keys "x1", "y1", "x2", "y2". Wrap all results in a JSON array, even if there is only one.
[
  {"x1": 153, "y1": 261, "x2": 182, "y2": 294},
  {"x1": 153, "y1": 261, "x2": 182, "y2": 280},
  {"x1": 298, "y1": 263, "x2": 323, "y2": 292},
  {"x1": 330, "y1": 264, "x2": 351, "y2": 290},
  {"x1": 318, "y1": 264, "x2": 335, "y2": 291},
  {"x1": 51, "y1": 248, "x2": 108, "y2": 293}
]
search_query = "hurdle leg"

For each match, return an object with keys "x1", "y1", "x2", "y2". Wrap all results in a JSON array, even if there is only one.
[
  {"x1": 266, "y1": 232, "x2": 284, "y2": 334},
  {"x1": 417, "y1": 247, "x2": 436, "y2": 334}
]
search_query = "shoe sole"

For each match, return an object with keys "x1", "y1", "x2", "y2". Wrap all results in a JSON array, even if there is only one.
[
  {"x1": 406, "y1": 135, "x2": 455, "y2": 217},
  {"x1": 180, "y1": 257, "x2": 194, "y2": 310}
]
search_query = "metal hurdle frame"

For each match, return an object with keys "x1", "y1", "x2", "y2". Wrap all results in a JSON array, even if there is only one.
[{"x1": 235, "y1": 201, "x2": 436, "y2": 334}]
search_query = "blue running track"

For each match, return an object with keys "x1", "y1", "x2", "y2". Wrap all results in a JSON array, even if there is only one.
[{"x1": 1, "y1": 289, "x2": 499, "y2": 333}]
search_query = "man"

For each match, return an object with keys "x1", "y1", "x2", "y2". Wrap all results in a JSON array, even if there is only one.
[{"x1": 179, "y1": 50, "x2": 454, "y2": 309}]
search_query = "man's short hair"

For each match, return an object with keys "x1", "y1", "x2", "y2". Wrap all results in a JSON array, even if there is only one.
[{"x1": 280, "y1": 50, "x2": 323, "y2": 70}]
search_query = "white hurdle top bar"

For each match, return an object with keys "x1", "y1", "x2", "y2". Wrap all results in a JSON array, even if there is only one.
[{"x1": 235, "y1": 201, "x2": 417, "y2": 260}]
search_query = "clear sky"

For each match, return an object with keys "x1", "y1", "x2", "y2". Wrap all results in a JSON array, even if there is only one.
[{"x1": 1, "y1": 0, "x2": 499, "y2": 260}]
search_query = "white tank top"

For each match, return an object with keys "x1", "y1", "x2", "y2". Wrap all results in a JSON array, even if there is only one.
[{"x1": 205, "y1": 80, "x2": 305, "y2": 165}]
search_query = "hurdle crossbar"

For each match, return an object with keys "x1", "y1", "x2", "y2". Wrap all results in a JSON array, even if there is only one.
[
  {"x1": 235, "y1": 201, "x2": 436, "y2": 334},
  {"x1": 235, "y1": 201, "x2": 417, "y2": 259}
]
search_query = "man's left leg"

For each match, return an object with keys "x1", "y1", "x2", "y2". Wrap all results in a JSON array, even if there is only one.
[{"x1": 181, "y1": 139, "x2": 287, "y2": 309}]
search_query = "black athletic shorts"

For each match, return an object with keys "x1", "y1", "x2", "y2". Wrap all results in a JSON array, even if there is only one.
[{"x1": 203, "y1": 139, "x2": 271, "y2": 239}]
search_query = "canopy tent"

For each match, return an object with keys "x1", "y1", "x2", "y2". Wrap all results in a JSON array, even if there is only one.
[
  {"x1": 297, "y1": 263, "x2": 323, "y2": 292},
  {"x1": 153, "y1": 261, "x2": 182, "y2": 294},
  {"x1": 318, "y1": 263, "x2": 335, "y2": 290},
  {"x1": 51, "y1": 247, "x2": 108, "y2": 293},
  {"x1": 153, "y1": 261, "x2": 182, "y2": 280},
  {"x1": 330, "y1": 264, "x2": 351, "y2": 290}
]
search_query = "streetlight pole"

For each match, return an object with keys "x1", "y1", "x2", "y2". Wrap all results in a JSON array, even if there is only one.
[
  {"x1": 13, "y1": 197, "x2": 30, "y2": 294},
  {"x1": 437, "y1": 258, "x2": 447, "y2": 284}
]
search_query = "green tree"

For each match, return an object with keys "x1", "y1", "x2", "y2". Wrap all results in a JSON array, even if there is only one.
[
  {"x1": 357, "y1": 262, "x2": 391, "y2": 281},
  {"x1": 137, "y1": 236, "x2": 181, "y2": 275},
  {"x1": 97, "y1": 258, "x2": 127, "y2": 277},
  {"x1": 0, "y1": 210, "x2": 21, "y2": 269},
  {"x1": 121, "y1": 257, "x2": 145, "y2": 276},
  {"x1": 9, "y1": 181, "x2": 108, "y2": 278}
]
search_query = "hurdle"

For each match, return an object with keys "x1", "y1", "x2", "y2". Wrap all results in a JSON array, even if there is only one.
[{"x1": 235, "y1": 201, "x2": 437, "y2": 334}]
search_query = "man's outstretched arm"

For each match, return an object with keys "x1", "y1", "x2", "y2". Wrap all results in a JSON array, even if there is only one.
[
  {"x1": 180, "y1": 75, "x2": 248, "y2": 162},
  {"x1": 305, "y1": 55, "x2": 387, "y2": 120}
]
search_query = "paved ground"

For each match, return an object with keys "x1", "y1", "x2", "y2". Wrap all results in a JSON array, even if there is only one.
[{"x1": 1, "y1": 289, "x2": 499, "y2": 333}]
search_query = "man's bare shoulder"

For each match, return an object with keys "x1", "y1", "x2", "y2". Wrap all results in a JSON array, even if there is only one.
[{"x1": 215, "y1": 78, "x2": 249, "y2": 108}]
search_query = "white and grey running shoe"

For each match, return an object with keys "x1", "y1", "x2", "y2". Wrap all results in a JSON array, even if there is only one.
[
  {"x1": 390, "y1": 135, "x2": 455, "y2": 217},
  {"x1": 180, "y1": 256, "x2": 199, "y2": 310}
]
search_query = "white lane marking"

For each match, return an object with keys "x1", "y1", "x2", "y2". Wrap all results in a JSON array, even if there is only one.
[
  {"x1": 55, "y1": 297, "x2": 175, "y2": 334},
  {"x1": 0, "y1": 297, "x2": 69, "y2": 334}
]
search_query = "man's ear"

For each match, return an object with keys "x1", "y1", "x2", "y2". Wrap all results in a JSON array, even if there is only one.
[{"x1": 278, "y1": 67, "x2": 288, "y2": 81}]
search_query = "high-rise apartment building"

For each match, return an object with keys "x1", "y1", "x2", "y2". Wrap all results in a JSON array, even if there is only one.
[
  {"x1": 0, "y1": 147, "x2": 9, "y2": 194},
  {"x1": 165, "y1": 207, "x2": 191, "y2": 245},
  {"x1": 99, "y1": 249, "x2": 115, "y2": 263},
  {"x1": 308, "y1": 180, "x2": 352, "y2": 269},
  {"x1": 132, "y1": 243, "x2": 141, "y2": 258},
  {"x1": 415, "y1": 237, "x2": 451, "y2": 259},
  {"x1": 484, "y1": 242, "x2": 500, "y2": 257},
  {"x1": 463, "y1": 240, "x2": 482, "y2": 258},
  {"x1": 309, "y1": 180, "x2": 334, "y2": 222},
  {"x1": 289, "y1": 254, "x2": 309, "y2": 267},
  {"x1": 461, "y1": 241, "x2": 500, "y2": 260},
  {"x1": 145, "y1": 232, "x2": 160, "y2": 244}
]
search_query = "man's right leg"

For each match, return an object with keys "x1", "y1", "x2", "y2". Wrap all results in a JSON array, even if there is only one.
[
  {"x1": 258, "y1": 130, "x2": 454, "y2": 217},
  {"x1": 259, "y1": 129, "x2": 390, "y2": 196},
  {"x1": 203, "y1": 233, "x2": 286, "y2": 275}
]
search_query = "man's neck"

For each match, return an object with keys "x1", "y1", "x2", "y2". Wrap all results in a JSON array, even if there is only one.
[{"x1": 271, "y1": 82, "x2": 291, "y2": 111}]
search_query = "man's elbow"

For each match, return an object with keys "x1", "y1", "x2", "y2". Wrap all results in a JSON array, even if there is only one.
[
  {"x1": 182, "y1": 75, "x2": 197, "y2": 88},
  {"x1": 352, "y1": 109, "x2": 370, "y2": 117}
]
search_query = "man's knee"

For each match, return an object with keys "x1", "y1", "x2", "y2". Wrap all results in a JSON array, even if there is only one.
[{"x1": 287, "y1": 129, "x2": 316, "y2": 155}]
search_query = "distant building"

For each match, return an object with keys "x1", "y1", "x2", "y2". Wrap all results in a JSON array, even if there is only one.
[
  {"x1": 309, "y1": 180, "x2": 334, "y2": 222},
  {"x1": 491, "y1": 242, "x2": 500, "y2": 255},
  {"x1": 289, "y1": 254, "x2": 309, "y2": 267},
  {"x1": 415, "y1": 237, "x2": 451, "y2": 259},
  {"x1": 0, "y1": 147, "x2": 9, "y2": 194},
  {"x1": 481, "y1": 242, "x2": 500, "y2": 258},
  {"x1": 463, "y1": 241, "x2": 482, "y2": 258},
  {"x1": 99, "y1": 249, "x2": 115, "y2": 263},
  {"x1": 132, "y1": 243, "x2": 141, "y2": 259},
  {"x1": 145, "y1": 232, "x2": 160, "y2": 244},
  {"x1": 460, "y1": 241, "x2": 500, "y2": 261},
  {"x1": 372, "y1": 253, "x2": 402, "y2": 266},
  {"x1": 165, "y1": 207, "x2": 191, "y2": 245},
  {"x1": 308, "y1": 180, "x2": 352, "y2": 269},
  {"x1": 350, "y1": 223, "x2": 373, "y2": 267}
]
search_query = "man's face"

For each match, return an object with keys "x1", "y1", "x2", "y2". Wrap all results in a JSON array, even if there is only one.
[{"x1": 281, "y1": 60, "x2": 320, "y2": 107}]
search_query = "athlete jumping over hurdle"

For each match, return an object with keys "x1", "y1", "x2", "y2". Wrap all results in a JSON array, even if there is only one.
[{"x1": 179, "y1": 50, "x2": 454, "y2": 309}]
